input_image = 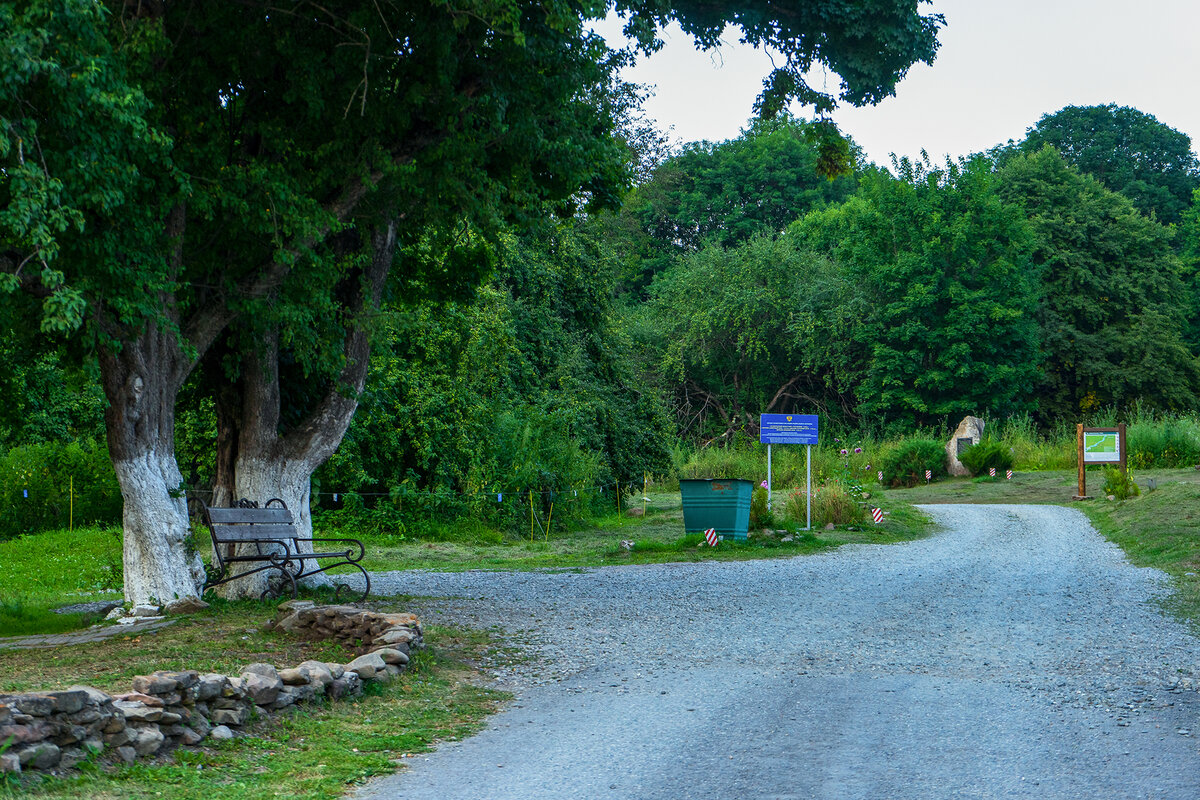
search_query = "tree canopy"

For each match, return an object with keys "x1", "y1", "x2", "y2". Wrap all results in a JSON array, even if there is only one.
[
  {"x1": 1019, "y1": 104, "x2": 1200, "y2": 224},
  {"x1": 792, "y1": 157, "x2": 1042, "y2": 429},
  {"x1": 996, "y1": 146, "x2": 1198, "y2": 415}
]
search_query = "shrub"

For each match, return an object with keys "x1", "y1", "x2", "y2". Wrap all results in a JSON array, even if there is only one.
[
  {"x1": 959, "y1": 440, "x2": 1015, "y2": 477},
  {"x1": 812, "y1": 483, "x2": 865, "y2": 526},
  {"x1": 783, "y1": 483, "x2": 865, "y2": 527},
  {"x1": 879, "y1": 438, "x2": 946, "y2": 488},
  {"x1": 750, "y1": 485, "x2": 775, "y2": 529},
  {"x1": 1126, "y1": 415, "x2": 1200, "y2": 469},
  {"x1": 783, "y1": 487, "x2": 809, "y2": 526},
  {"x1": 1102, "y1": 466, "x2": 1140, "y2": 500}
]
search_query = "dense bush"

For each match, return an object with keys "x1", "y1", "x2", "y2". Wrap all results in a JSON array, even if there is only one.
[
  {"x1": 879, "y1": 438, "x2": 946, "y2": 488},
  {"x1": 1126, "y1": 415, "x2": 1200, "y2": 468},
  {"x1": 1102, "y1": 466, "x2": 1140, "y2": 500},
  {"x1": 749, "y1": 486, "x2": 775, "y2": 529},
  {"x1": 959, "y1": 440, "x2": 1015, "y2": 477},
  {"x1": 0, "y1": 439, "x2": 122, "y2": 540},
  {"x1": 817, "y1": 483, "x2": 866, "y2": 526}
]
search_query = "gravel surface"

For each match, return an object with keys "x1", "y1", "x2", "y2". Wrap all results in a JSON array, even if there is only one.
[{"x1": 355, "y1": 504, "x2": 1200, "y2": 800}]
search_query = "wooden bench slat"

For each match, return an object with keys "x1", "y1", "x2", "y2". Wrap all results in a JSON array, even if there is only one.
[
  {"x1": 207, "y1": 507, "x2": 293, "y2": 524},
  {"x1": 201, "y1": 500, "x2": 369, "y2": 602},
  {"x1": 209, "y1": 523, "x2": 298, "y2": 541}
]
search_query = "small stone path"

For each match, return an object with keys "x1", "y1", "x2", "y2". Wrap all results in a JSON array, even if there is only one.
[{"x1": 0, "y1": 618, "x2": 177, "y2": 651}]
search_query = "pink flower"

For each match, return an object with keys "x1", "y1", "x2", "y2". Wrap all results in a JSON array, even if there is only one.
[
  {"x1": 760, "y1": 480, "x2": 768, "y2": 488},
  {"x1": 854, "y1": 447, "x2": 862, "y2": 454},
  {"x1": 840, "y1": 449, "x2": 848, "y2": 455}
]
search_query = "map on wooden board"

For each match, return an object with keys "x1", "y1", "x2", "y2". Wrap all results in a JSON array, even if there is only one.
[{"x1": 1083, "y1": 430, "x2": 1121, "y2": 463}]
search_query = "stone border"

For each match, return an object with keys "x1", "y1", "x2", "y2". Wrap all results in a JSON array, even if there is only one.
[{"x1": 0, "y1": 601, "x2": 422, "y2": 776}]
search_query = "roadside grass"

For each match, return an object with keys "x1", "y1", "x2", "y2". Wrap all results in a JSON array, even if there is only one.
[
  {"x1": 356, "y1": 490, "x2": 932, "y2": 573},
  {"x1": 1074, "y1": 475, "x2": 1200, "y2": 629},
  {"x1": 0, "y1": 602, "x2": 507, "y2": 799}
]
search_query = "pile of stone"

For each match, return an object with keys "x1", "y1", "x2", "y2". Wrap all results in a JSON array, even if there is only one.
[
  {"x1": 266, "y1": 600, "x2": 423, "y2": 658},
  {"x1": 0, "y1": 602, "x2": 422, "y2": 776}
]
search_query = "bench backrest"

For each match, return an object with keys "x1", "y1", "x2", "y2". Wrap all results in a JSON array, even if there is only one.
[{"x1": 205, "y1": 506, "x2": 296, "y2": 542}]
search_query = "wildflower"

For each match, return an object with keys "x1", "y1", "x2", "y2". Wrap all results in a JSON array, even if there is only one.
[
  {"x1": 854, "y1": 447, "x2": 862, "y2": 454},
  {"x1": 840, "y1": 449, "x2": 848, "y2": 456},
  {"x1": 760, "y1": 480, "x2": 768, "y2": 489}
]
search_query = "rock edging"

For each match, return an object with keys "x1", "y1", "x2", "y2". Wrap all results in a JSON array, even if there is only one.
[{"x1": 0, "y1": 601, "x2": 423, "y2": 776}]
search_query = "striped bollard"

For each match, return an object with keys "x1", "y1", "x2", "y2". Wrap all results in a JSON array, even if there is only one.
[
  {"x1": 1006, "y1": 469, "x2": 1013, "y2": 480},
  {"x1": 877, "y1": 471, "x2": 884, "y2": 483},
  {"x1": 989, "y1": 467, "x2": 996, "y2": 477},
  {"x1": 871, "y1": 507, "x2": 884, "y2": 524},
  {"x1": 704, "y1": 528, "x2": 718, "y2": 547},
  {"x1": 925, "y1": 470, "x2": 931, "y2": 482}
]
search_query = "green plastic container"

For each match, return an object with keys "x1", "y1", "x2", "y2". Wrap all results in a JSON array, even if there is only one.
[{"x1": 679, "y1": 478, "x2": 754, "y2": 540}]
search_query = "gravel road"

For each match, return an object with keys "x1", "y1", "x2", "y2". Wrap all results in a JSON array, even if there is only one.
[{"x1": 354, "y1": 504, "x2": 1200, "y2": 800}]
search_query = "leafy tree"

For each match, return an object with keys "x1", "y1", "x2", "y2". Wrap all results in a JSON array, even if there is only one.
[
  {"x1": 996, "y1": 147, "x2": 1198, "y2": 416},
  {"x1": 602, "y1": 115, "x2": 861, "y2": 295},
  {"x1": 0, "y1": 298, "x2": 105, "y2": 447},
  {"x1": 1019, "y1": 104, "x2": 1200, "y2": 224},
  {"x1": 792, "y1": 158, "x2": 1043, "y2": 429},
  {"x1": 636, "y1": 234, "x2": 864, "y2": 441},
  {"x1": 1, "y1": 0, "x2": 945, "y2": 604},
  {"x1": 317, "y1": 222, "x2": 672, "y2": 527},
  {"x1": 1179, "y1": 189, "x2": 1200, "y2": 351}
]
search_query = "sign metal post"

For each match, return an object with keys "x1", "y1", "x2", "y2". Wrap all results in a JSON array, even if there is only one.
[{"x1": 760, "y1": 414, "x2": 819, "y2": 530}]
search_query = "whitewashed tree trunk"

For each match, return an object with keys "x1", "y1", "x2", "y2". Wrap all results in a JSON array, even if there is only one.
[
  {"x1": 113, "y1": 454, "x2": 205, "y2": 606},
  {"x1": 99, "y1": 301, "x2": 212, "y2": 607},
  {"x1": 215, "y1": 454, "x2": 321, "y2": 599},
  {"x1": 215, "y1": 222, "x2": 394, "y2": 600}
]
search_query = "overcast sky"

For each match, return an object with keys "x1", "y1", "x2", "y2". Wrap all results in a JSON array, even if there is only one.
[{"x1": 592, "y1": 0, "x2": 1200, "y2": 168}]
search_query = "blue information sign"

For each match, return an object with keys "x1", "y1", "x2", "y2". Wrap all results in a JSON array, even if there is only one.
[{"x1": 759, "y1": 414, "x2": 818, "y2": 445}]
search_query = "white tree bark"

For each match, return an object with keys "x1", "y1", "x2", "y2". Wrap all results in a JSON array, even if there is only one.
[
  {"x1": 215, "y1": 455, "x2": 322, "y2": 599},
  {"x1": 113, "y1": 452, "x2": 205, "y2": 606},
  {"x1": 214, "y1": 222, "x2": 394, "y2": 600}
]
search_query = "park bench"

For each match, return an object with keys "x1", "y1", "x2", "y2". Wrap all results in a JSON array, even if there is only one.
[{"x1": 201, "y1": 499, "x2": 370, "y2": 603}]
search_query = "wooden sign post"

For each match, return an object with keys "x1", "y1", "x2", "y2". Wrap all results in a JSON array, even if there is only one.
[{"x1": 1074, "y1": 423, "x2": 1126, "y2": 500}]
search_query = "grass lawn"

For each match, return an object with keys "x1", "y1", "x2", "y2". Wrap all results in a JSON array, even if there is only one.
[{"x1": 0, "y1": 526, "x2": 124, "y2": 636}]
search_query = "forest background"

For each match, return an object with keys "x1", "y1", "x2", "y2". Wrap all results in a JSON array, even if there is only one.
[{"x1": 5, "y1": 86, "x2": 1200, "y2": 542}]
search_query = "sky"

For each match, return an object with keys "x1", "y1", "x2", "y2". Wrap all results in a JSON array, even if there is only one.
[{"x1": 591, "y1": 1, "x2": 1200, "y2": 168}]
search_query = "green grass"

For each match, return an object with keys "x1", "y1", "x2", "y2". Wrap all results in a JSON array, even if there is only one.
[
  {"x1": 1074, "y1": 475, "x2": 1200, "y2": 628},
  {"x1": 0, "y1": 526, "x2": 123, "y2": 636},
  {"x1": 0, "y1": 606, "x2": 506, "y2": 799}
]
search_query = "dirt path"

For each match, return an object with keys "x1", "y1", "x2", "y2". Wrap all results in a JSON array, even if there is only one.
[{"x1": 356, "y1": 504, "x2": 1200, "y2": 799}]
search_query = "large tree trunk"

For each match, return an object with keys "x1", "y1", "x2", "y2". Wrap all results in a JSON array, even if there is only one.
[
  {"x1": 100, "y1": 322, "x2": 206, "y2": 607},
  {"x1": 216, "y1": 222, "x2": 394, "y2": 599}
]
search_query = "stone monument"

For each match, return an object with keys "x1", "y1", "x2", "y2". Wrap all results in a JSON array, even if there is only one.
[{"x1": 946, "y1": 416, "x2": 985, "y2": 476}]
